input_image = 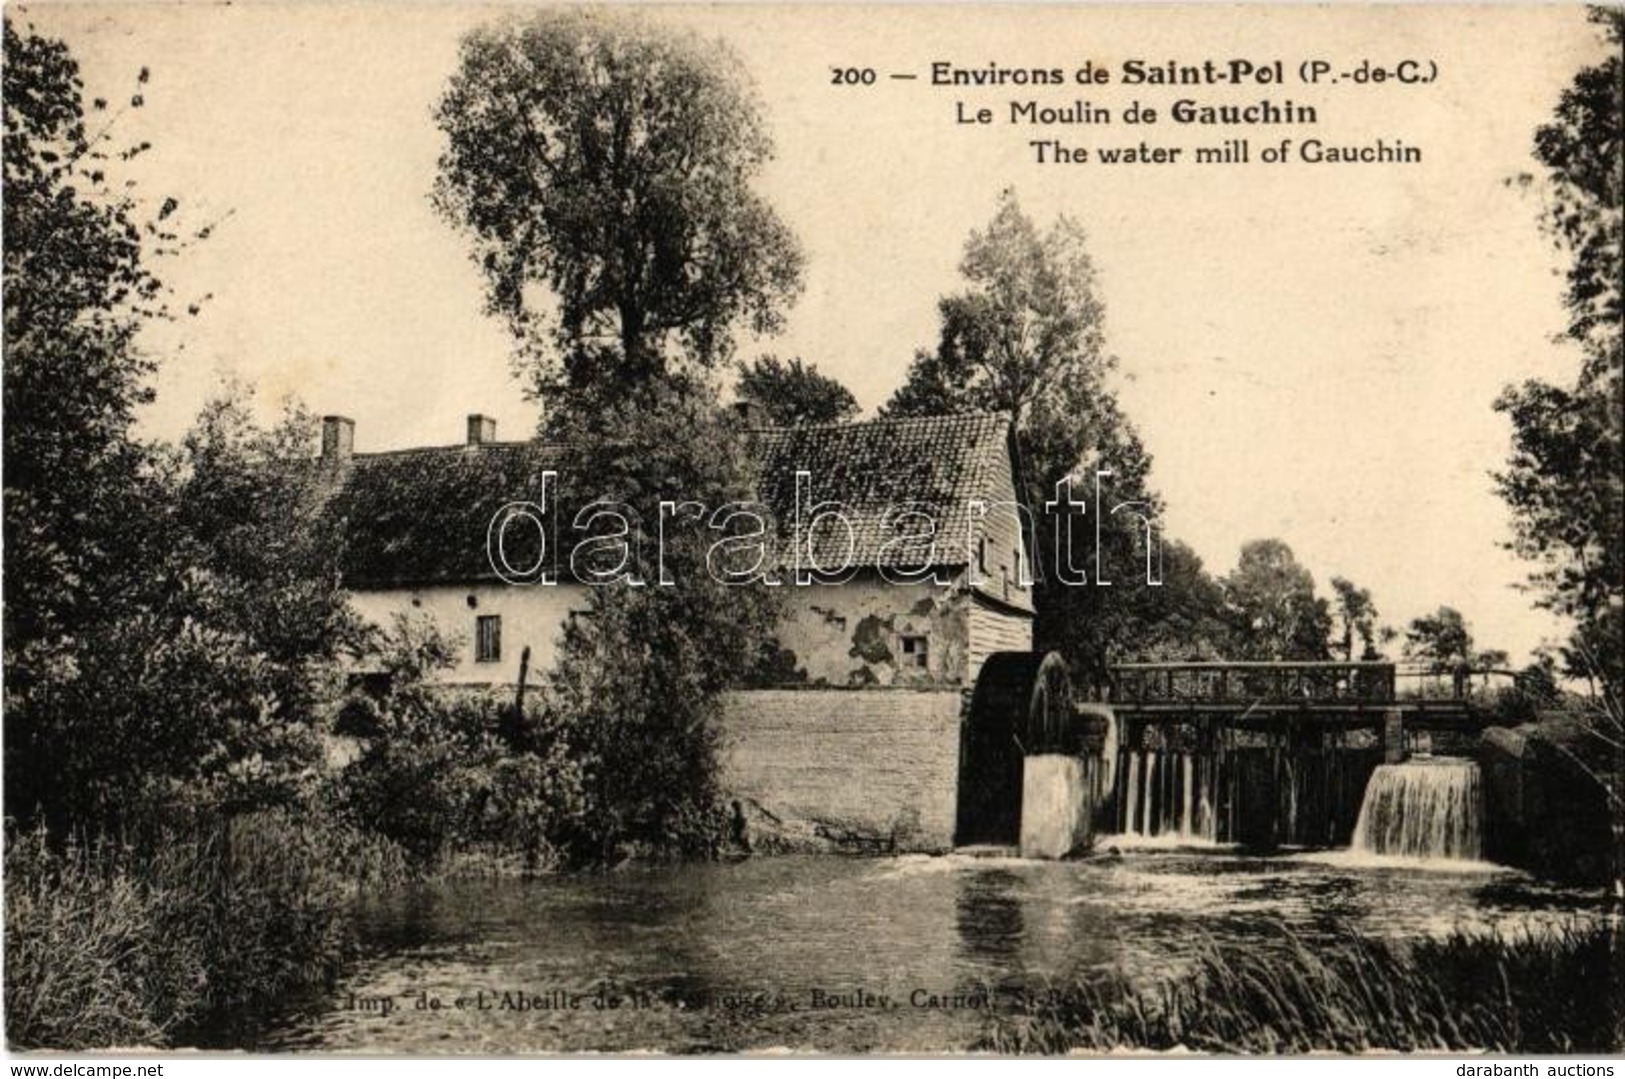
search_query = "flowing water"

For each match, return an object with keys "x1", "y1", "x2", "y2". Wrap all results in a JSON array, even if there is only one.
[
  {"x1": 1115, "y1": 747, "x2": 1379, "y2": 847},
  {"x1": 254, "y1": 847, "x2": 1608, "y2": 1053},
  {"x1": 1352, "y1": 757, "x2": 1484, "y2": 862}
]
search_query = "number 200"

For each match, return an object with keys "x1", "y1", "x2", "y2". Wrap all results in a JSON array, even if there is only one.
[{"x1": 830, "y1": 67, "x2": 876, "y2": 85}]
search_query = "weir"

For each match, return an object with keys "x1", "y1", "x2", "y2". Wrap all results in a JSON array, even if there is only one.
[
  {"x1": 1351, "y1": 758, "x2": 1485, "y2": 861},
  {"x1": 958, "y1": 656, "x2": 1504, "y2": 860},
  {"x1": 1112, "y1": 737, "x2": 1381, "y2": 847}
]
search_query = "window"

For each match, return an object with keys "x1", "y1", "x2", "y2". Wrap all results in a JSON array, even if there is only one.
[
  {"x1": 475, "y1": 614, "x2": 502, "y2": 664},
  {"x1": 899, "y1": 634, "x2": 929, "y2": 670}
]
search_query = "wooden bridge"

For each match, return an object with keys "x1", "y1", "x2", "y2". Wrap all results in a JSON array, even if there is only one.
[{"x1": 1105, "y1": 660, "x2": 1512, "y2": 732}]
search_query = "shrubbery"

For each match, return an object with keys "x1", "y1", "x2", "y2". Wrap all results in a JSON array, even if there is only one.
[{"x1": 331, "y1": 613, "x2": 583, "y2": 872}]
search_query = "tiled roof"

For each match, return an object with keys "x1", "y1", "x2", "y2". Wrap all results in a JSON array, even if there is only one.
[
  {"x1": 326, "y1": 441, "x2": 566, "y2": 588},
  {"x1": 748, "y1": 411, "x2": 1013, "y2": 570},
  {"x1": 328, "y1": 412, "x2": 1017, "y2": 587}
]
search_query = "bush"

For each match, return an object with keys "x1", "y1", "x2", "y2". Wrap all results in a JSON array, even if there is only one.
[
  {"x1": 336, "y1": 678, "x2": 583, "y2": 872},
  {"x1": 985, "y1": 920, "x2": 1623, "y2": 1054}
]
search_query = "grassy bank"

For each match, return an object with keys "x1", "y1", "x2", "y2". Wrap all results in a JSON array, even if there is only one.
[
  {"x1": 984, "y1": 920, "x2": 1624, "y2": 1053},
  {"x1": 3, "y1": 812, "x2": 408, "y2": 1050}
]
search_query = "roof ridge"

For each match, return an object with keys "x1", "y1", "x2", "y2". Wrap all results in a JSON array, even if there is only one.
[
  {"x1": 754, "y1": 409, "x2": 1011, "y2": 436},
  {"x1": 351, "y1": 440, "x2": 568, "y2": 461}
]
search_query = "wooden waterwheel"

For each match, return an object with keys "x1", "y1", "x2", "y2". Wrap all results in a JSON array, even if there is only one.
[{"x1": 954, "y1": 651, "x2": 1075, "y2": 847}]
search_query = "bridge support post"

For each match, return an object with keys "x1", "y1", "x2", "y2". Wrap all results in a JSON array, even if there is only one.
[{"x1": 1383, "y1": 708, "x2": 1406, "y2": 764}]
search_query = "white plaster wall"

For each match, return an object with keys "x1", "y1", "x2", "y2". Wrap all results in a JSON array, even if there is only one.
[{"x1": 349, "y1": 581, "x2": 589, "y2": 684}]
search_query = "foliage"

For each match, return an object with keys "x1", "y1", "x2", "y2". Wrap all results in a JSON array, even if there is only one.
[
  {"x1": 336, "y1": 615, "x2": 583, "y2": 871},
  {"x1": 433, "y1": 10, "x2": 797, "y2": 863},
  {"x1": 1403, "y1": 605, "x2": 1508, "y2": 674},
  {"x1": 1, "y1": 22, "x2": 344, "y2": 834},
  {"x1": 1218, "y1": 539, "x2": 1333, "y2": 661},
  {"x1": 4, "y1": 811, "x2": 396, "y2": 1051},
  {"x1": 167, "y1": 390, "x2": 365, "y2": 716},
  {"x1": 884, "y1": 189, "x2": 1132, "y2": 492},
  {"x1": 1329, "y1": 575, "x2": 1381, "y2": 661},
  {"x1": 3, "y1": 18, "x2": 168, "y2": 736},
  {"x1": 1104, "y1": 539, "x2": 1230, "y2": 662},
  {"x1": 7, "y1": 392, "x2": 359, "y2": 831},
  {"x1": 541, "y1": 384, "x2": 782, "y2": 861},
  {"x1": 1495, "y1": 8, "x2": 1624, "y2": 693},
  {"x1": 735, "y1": 354, "x2": 859, "y2": 426},
  {"x1": 986, "y1": 920, "x2": 1623, "y2": 1054},
  {"x1": 433, "y1": 8, "x2": 804, "y2": 402},
  {"x1": 881, "y1": 189, "x2": 1178, "y2": 685}
]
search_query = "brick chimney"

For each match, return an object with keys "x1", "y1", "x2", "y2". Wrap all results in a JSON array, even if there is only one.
[
  {"x1": 320, "y1": 415, "x2": 354, "y2": 463},
  {"x1": 732, "y1": 399, "x2": 770, "y2": 429},
  {"x1": 466, "y1": 413, "x2": 497, "y2": 446}
]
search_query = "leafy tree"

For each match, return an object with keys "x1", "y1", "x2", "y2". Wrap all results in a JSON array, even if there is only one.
[
  {"x1": 9, "y1": 393, "x2": 363, "y2": 830},
  {"x1": 1116, "y1": 540, "x2": 1231, "y2": 662},
  {"x1": 1329, "y1": 576, "x2": 1381, "y2": 661},
  {"x1": 884, "y1": 188, "x2": 1122, "y2": 480},
  {"x1": 1, "y1": 21, "x2": 198, "y2": 827},
  {"x1": 735, "y1": 354, "x2": 859, "y2": 426},
  {"x1": 3, "y1": 20, "x2": 167, "y2": 701},
  {"x1": 0, "y1": 21, "x2": 363, "y2": 829},
  {"x1": 1496, "y1": 10, "x2": 1622, "y2": 898},
  {"x1": 1402, "y1": 606, "x2": 1508, "y2": 678},
  {"x1": 1495, "y1": 8, "x2": 1623, "y2": 694},
  {"x1": 433, "y1": 9, "x2": 804, "y2": 405},
  {"x1": 881, "y1": 189, "x2": 1171, "y2": 687},
  {"x1": 542, "y1": 385, "x2": 782, "y2": 860},
  {"x1": 167, "y1": 389, "x2": 368, "y2": 716},
  {"x1": 1220, "y1": 540, "x2": 1333, "y2": 661},
  {"x1": 1402, "y1": 607, "x2": 1474, "y2": 673}
]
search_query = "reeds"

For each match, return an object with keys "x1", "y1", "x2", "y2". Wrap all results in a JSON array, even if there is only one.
[
  {"x1": 4, "y1": 810, "x2": 408, "y2": 1050},
  {"x1": 985, "y1": 920, "x2": 1623, "y2": 1054}
]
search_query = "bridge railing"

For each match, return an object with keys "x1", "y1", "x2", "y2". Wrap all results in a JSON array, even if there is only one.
[
  {"x1": 1393, "y1": 664, "x2": 1520, "y2": 701},
  {"x1": 1107, "y1": 661, "x2": 1398, "y2": 707}
]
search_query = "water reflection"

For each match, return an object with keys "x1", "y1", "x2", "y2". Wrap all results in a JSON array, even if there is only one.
[{"x1": 256, "y1": 850, "x2": 1611, "y2": 1054}]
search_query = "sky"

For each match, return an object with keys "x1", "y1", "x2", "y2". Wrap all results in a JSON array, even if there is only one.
[{"x1": 14, "y1": 2, "x2": 1610, "y2": 665}]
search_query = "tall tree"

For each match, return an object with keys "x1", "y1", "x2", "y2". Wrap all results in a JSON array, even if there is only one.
[
  {"x1": 884, "y1": 188, "x2": 1127, "y2": 484},
  {"x1": 1403, "y1": 606, "x2": 1508, "y2": 679},
  {"x1": 169, "y1": 390, "x2": 367, "y2": 717},
  {"x1": 433, "y1": 10, "x2": 804, "y2": 407},
  {"x1": 1119, "y1": 539, "x2": 1231, "y2": 661},
  {"x1": 1329, "y1": 576, "x2": 1381, "y2": 661},
  {"x1": 1495, "y1": 7, "x2": 1623, "y2": 694},
  {"x1": 883, "y1": 189, "x2": 1173, "y2": 687},
  {"x1": 3, "y1": 20, "x2": 166, "y2": 693},
  {"x1": 735, "y1": 354, "x2": 859, "y2": 426},
  {"x1": 542, "y1": 383, "x2": 782, "y2": 859},
  {"x1": 2, "y1": 21, "x2": 185, "y2": 825},
  {"x1": 2, "y1": 23, "x2": 354, "y2": 830},
  {"x1": 1220, "y1": 540, "x2": 1333, "y2": 661}
]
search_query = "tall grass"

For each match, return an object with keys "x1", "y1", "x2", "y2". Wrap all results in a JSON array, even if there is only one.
[
  {"x1": 4, "y1": 810, "x2": 408, "y2": 1050},
  {"x1": 985, "y1": 920, "x2": 1623, "y2": 1054}
]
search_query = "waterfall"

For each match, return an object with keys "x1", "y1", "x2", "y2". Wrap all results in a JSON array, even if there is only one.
[
  {"x1": 1123, "y1": 749, "x2": 1141, "y2": 833},
  {"x1": 1351, "y1": 758, "x2": 1484, "y2": 861},
  {"x1": 1116, "y1": 750, "x2": 1218, "y2": 842}
]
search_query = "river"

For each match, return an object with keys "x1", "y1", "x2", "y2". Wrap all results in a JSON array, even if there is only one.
[{"x1": 255, "y1": 845, "x2": 1610, "y2": 1053}]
